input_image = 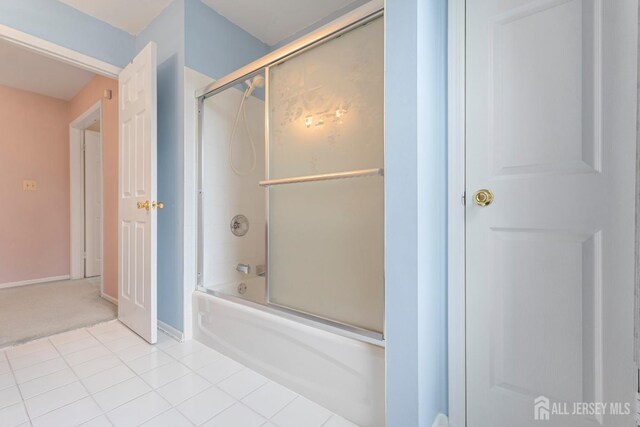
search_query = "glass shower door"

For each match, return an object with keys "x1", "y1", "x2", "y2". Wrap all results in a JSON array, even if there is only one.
[{"x1": 265, "y1": 17, "x2": 384, "y2": 334}]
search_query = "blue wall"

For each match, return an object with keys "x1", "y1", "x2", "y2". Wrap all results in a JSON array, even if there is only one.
[
  {"x1": 385, "y1": 0, "x2": 448, "y2": 424},
  {"x1": 417, "y1": 0, "x2": 448, "y2": 422},
  {"x1": 136, "y1": 0, "x2": 186, "y2": 332},
  {"x1": 0, "y1": 0, "x2": 134, "y2": 67},
  {"x1": 184, "y1": 0, "x2": 269, "y2": 80},
  {"x1": 135, "y1": 0, "x2": 271, "y2": 332},
  {"x1": 123, "y1": 0, "x2": 274, "y2": 334}
]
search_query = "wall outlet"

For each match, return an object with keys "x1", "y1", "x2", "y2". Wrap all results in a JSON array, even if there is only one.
[{"x1": 23, "y1": 180, "x2": 37, "y2": 191}]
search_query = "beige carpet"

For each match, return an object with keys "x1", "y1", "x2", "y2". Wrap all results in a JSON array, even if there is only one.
[{"x1": 0, "y1": 277, "x2": 117, "y2": 348}]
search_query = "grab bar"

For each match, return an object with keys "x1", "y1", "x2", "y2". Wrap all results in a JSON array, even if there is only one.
[{"x1": 259, "y1": 168, "x2": 383, "y2": 187}]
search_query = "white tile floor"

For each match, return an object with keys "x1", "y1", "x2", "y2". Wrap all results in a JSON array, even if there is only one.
[{"x1": 0, "y1": 321, "x2": 357, "y2": 427}]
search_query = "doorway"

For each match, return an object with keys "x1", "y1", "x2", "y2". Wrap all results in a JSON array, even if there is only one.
[{"x1": 0, "y1": 34, "x2": 119, "y2": 346}]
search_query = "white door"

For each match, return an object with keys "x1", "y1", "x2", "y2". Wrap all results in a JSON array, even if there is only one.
[
  {"x1": 466, "y1": 0, "x2": 637, "y2": 426},
  {"x1": 118, "y1": 42, "x2": 158, "y2": 343},
  {"x1": 84, "y1": 130, "x2": 102, "y2": 278}
]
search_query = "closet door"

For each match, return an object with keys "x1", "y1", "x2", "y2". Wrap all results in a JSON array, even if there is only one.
[{"x1": 465, "y1": 0, "x2": 637, "y2": 425}]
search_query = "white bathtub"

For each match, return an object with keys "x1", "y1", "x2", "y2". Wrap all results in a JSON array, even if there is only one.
[{"x1": 193, "y1": 290, "x2": 385, "y2": 426}]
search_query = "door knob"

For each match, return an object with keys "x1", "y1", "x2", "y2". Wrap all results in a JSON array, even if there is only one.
[
  {"x1": 473, "y1": 189, "x2": 494, "y2": 207},
  {"x1": 137, "y1": 200, "x2": 164, "y2": 210}
]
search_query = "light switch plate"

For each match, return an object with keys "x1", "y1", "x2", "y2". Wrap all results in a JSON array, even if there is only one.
[{"x1": 23, "y1": 180, "x2": 37, "y2": 191}]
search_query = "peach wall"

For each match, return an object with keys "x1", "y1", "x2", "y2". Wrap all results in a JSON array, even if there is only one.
[
  {"x1": 0, "y1": 85, "x2": 71, "y2": 283},
  {"x1": 69, "y1": 75, "x2": 119, "y2": 300}
]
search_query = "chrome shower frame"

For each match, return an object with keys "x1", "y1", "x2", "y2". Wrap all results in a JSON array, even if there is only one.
[{"x1": 195, "y1": 0, "x2": 385, "y2": 345}]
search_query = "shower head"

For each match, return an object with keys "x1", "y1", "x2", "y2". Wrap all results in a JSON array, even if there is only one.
[
  {"x1": 244, "y1": 75, "x2": 265, "y2": 98},
  {"x1": 250, "y1": 75, "x2": 265, "y2": 88}
]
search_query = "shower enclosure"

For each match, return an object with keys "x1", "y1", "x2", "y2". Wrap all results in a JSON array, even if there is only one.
[{"x1": 196, "y1": 9, "x2": 384, "y2": 341}]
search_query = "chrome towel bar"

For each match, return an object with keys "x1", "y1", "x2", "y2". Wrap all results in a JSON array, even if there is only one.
[{"x1": 259, "y1": 168, "x2": 384, "y2": 187}]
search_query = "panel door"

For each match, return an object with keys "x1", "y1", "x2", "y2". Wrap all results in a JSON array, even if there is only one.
[
  {"x1": 466, "y1": 0, "x2": 637, "y2": 425},
  {"x1": 118, "y1": 42, "x2": 158, "y2": 344}
]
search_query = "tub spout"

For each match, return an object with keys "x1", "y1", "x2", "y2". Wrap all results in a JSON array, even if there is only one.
[{"x1": 236, "y1": 263, "x2": 251, "y2": 274}]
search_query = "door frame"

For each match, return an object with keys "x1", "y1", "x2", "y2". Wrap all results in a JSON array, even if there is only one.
[
  {"x1": 69, "y1": 102, "x2": 102, "y2": 282},
  {"x1": 447, "y1": 0, "x2": 466, "y2": 425},
  {"x1": 0, "y1": 24, "x2": 121, "y2": 77},
  {"x1": 0, "y1": 24, "x2": 122, "y2": 298}
]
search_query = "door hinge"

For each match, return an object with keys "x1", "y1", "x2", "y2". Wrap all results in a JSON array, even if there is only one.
[{"x1": 461, "y1": 192, "x2": 466, "y2": 206}]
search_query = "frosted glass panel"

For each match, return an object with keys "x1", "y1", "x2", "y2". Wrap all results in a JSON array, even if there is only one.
[
  {"x1": 268, "y1": 17, "x2": 384, "y2": 179},
  {"x1": 268, "y1": 177, "x2": 384, "y2": 333},
  {"x1": 267, "y1": 17, "x2": 384, "y2": 333}
]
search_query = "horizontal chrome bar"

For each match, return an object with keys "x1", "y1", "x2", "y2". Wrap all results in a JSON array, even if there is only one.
[
  {"x1": 259, "y1": 168, "x2": 383, "y2": 187},
  {"x1": 195, "y1": 0, "x2": 384, "y2": 99}
]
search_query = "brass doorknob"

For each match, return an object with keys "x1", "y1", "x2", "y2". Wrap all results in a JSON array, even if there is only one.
[
  {"x1": 137, "y1": 200, "x2": 164, "y2": 210},
  {"x1": 473, "y1": 189, "x2": 494, "y2": 207}
]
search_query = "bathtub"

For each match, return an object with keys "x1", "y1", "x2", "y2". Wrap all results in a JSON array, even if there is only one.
[{"x1": 193, "y1": 290, "x2": 385, "y2": 426}]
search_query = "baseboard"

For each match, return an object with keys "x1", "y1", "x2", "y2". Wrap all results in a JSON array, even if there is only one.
[
  {"x1": 99, "y1": 297, "x2": 183, "y2": 343},
  {"x1": 101, "y1": 292, "x2": 118, "y2": 306},
  {"x1": 0, "y1": 275, "x2": 70, "y2": 290},
  {"x1": 158, "y1": 320, "x2": 185, "y2": 342}
]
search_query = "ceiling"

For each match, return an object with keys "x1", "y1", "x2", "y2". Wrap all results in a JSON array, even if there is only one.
[
  {"x1": 0, "y1": 40, "x2": 96, "y2": 100},
  {"x1": 55, "y1": 0, "x2": 363, "y2": 45},
  {"x1": 57, "y1": 0, "x2": 173, "y2": 35},
  {"x1": 200, "y1": 0, "x2": 360, "y2": 45}
]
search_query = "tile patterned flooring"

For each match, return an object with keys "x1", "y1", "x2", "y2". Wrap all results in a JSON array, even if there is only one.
[{"x1": 0, "y1": 321, "x2": 357, "y2": 427}]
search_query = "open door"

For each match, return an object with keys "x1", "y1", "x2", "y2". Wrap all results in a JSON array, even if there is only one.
[{"x1": 118, "y1": 42, "x2": 158, "y2": 343}]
